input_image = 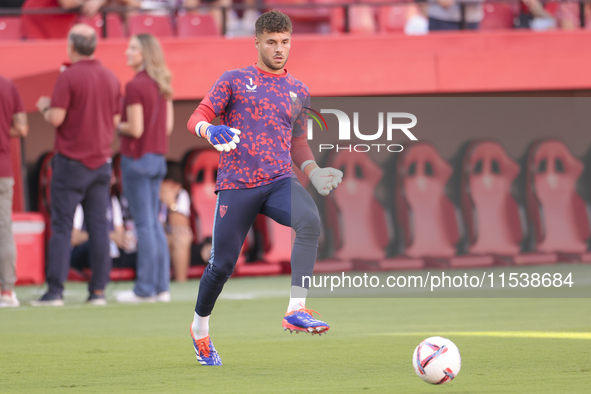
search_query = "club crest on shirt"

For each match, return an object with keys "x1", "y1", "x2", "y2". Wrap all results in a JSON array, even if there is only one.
[
  {"x1": 220, "y1": 205, "x2": 228, "y2": 218},
  {"x1": 289, "y1": 91, "x2": 297, "y2": 102},
  {"x1": 246, "y1": 77, "x2": 257, "y2": 92}
]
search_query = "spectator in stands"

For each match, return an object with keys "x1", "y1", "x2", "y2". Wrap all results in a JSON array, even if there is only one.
[
  {"x1": 159, "y1": 161, "x2": 192, "y2": 282},
  {"x1": 21, "y1": 0, "x2": 106, "y2": 39},
  {"x1": 516, "y1": 0, "x2": 557, "y2": 30},
  {"x1": 0, "y1": 0, "x2": 26, "y2": 8},
  {"x1": 32, "y1": 24, "x2": 121, "y2": 306},
  {"x1": 0, "y1": 75, "x2": 28, "y2": 308},
  {"x1": 135, "y1": 0, "x2": 180, "y2": 14},
  {"x1": 70, "y1": 182, "x2": 137, "y2": 278},
  {"x1": 427, "y1": 0, "x2": 484, "y2": 30},
  {"x1": 116, "y1": 33, "x2": 174, "y2": 303}
]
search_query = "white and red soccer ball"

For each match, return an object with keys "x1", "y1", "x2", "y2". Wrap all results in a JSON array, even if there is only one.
[{"x1": 412, "y1": 336, "x2": 461, "y2": 385}]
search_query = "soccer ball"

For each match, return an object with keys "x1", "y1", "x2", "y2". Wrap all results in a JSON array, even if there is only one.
[{"x1": 412, "y1": 336, "x2": 461, "y2": 385}]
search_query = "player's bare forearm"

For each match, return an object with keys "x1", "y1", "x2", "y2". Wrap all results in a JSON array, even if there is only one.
[{"x1": 166, "y1": 100, "x2": 174, "y2": 136}]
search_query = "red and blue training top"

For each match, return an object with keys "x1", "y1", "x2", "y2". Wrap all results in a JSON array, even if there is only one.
[{"x1": 187, "y1": 64, "x2": 314, "y2": 192}]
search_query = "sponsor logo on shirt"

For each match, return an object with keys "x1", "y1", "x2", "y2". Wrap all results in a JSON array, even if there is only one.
[{"x1": 246, "y1": 78, "x2": 257, "y2": 92}]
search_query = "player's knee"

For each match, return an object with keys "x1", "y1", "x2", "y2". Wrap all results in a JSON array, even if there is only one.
[
  {"x1": 296, "y1": 207, "x2": 321, "y2": 239},
  {"x1": 208, "y1": 259, "x2": 235, "y2": 281}
]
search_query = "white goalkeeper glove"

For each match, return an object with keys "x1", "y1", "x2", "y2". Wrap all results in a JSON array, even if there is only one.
[{"x1": 309, "y1": 166, "x2": 343, "y2": 196}]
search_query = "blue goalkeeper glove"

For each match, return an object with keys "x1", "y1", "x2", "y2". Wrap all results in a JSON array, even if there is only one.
[{"x1": 206, "y1": 125, "x2": 241, "y2": 153}]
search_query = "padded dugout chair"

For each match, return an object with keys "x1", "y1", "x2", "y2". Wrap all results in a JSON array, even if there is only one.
[
  {"x1": 525, "y1": 139, "x2": 591, "y2": 262},
  {"x1": 395, "y1": 143, "x2": 494, "y2": 268},
  {"x1": 324, "y1": 151, "x2": 423, "y2": 270},
  {"x1": 460, "y1": 141, "x2": 557, "y2": 265}
]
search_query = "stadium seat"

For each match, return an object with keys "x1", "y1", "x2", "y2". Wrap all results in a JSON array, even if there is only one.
[
  {"x1": 524, "y1": 139, "x2": 591, "y2": 262},
  {"x1": 177, "y1": 13, "x2": 219, "y2": 37},
  {"x1": 376, "y1": 4, "x2": 415, "y2": 33},
  {"x1": 79, "y1": 14, "x2": 126, "y2": 38},
  {"x1": 326, "y1": 151, "x2": 423, "y2": 270},
  {"x1": 0, "y1": 17, "x2": 22, "y2": 40},
  {"x1": 480, "y1": 3, "x2": 517, "y2": 30},
  {"x1": 328, "y1": 2, "x2": 377, "y2": 34},
  {"x1": 128, "y1": 14, "x2": 174, "y2": 38},
  {"x1": 395, "y1": 143, "x2": 494, "y2": 268},
  {"x1": 460, "y1": 141, "x2": 558, "y2": 265},
  {"x1": 254, "y1": 214, "x2": 293, "y2": 266},
  {"x1": 184, "y1": 149, "x2": 219, "y2": 244},
  {"x1": 266, "y1": 0, "x2": 331, "y2": 34}
]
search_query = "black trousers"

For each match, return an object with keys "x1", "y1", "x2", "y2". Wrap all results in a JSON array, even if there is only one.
[{"x1": 46, "y1": 154, "x2": 112, "y2": 295}]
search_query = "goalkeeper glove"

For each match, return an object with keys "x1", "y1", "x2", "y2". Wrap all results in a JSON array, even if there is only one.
[
  {"x1": 204, "y1": 124, "x2": 241, "y2": 152},
  {"x1": 309, "y1": 167, "x2": 343, "y2": 196}
]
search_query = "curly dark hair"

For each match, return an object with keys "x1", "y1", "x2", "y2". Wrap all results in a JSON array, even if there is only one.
[{"x1": 255, "y1": 10, "x2": 292, "y2": 35}]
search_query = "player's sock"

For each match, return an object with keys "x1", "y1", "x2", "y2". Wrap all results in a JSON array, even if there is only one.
[
  {"x1": 192, "y1": 312, "x2": 210, "y2": 339},
  {"x1": 287, "y1": 286, "x2": 308, "y2": 313}
]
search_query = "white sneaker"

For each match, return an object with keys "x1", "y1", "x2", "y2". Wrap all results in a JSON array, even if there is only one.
[
  {"x1": 0, "y1": 291, "x2": 20, "y2": 308},
  {"x1": 156, "y1": 291, "x2": 171, "y2": 303},
  {"x1": 115, "y1": 290, "x2": 156, "y2": 304}
]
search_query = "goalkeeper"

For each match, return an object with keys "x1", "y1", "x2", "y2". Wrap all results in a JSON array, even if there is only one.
[{"x1": 186, "y1": 11, "x2": 343, "y2": 366}]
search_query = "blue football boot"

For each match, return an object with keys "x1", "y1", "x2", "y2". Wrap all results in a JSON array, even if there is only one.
[
  {"x1": 282, "y1": 303, "x2": 329, "y2": 335},
  {"x1": 190, "y1": 327, "x2": 222, "y2": 366}
]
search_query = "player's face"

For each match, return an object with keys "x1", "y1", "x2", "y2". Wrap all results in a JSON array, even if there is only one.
[
  {"x1": 125, "y1": 37, "x2": 144, "y2": 71},
  {"x1": 255, "y1": 31, "x2": 291, "y2": 72}
]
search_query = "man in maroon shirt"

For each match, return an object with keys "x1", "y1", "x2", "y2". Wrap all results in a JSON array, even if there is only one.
[
  {"x1": 0, "y1": 75, "x2": 28, "y2": 308},
  {"x1": 32, "y1": 24, "x2": 121, "y2": 306}
]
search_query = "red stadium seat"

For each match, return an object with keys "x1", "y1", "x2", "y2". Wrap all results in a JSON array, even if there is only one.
[
  {"x1": 329, "y1": 3, "x2": 377, "y2": 34},
  {"x1": 177, "y1": 13, "x2": 219, "y2": 37},
  {"x1": 79, "y1": 14, "x2": 126, "y2": 38},
  {"x1": 525, "y1": 139, "x2": 591, "y2": 262},
  {"x1": 184, "y1": 149, "x2": 219, "y2": 244},
  {"x1": 377, "y1": 4, "x2": 416, "y2": 33},
  {"x1": 254, "y1": 214, "x2": 293, "y2": 265},
  {"x1": 395, "y1": 143, "x2": 494, "y2": 268},
  {"x1": 266, "y1": 0, "x2": 331, "y2": 34},
  {"x1": 326, "y1": 151, "x2": 423, "y2": 270},
  {"x1": 480, "y1": 3, "x2": 517, "y2": 30},
  {"x1": 128, "y1": 14, "x2": 174, "y2": 38},
  {"x1": 0, "y1": 17, "x2": 22, "y2": 40},
  {"x1": 460, "y1": 141, "x2": 557, "y2": 265}
]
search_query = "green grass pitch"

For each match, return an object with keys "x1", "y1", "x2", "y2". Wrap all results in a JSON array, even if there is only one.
[{"x1": 1, "y1": 273, "x2": 590, "y2": 393}]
